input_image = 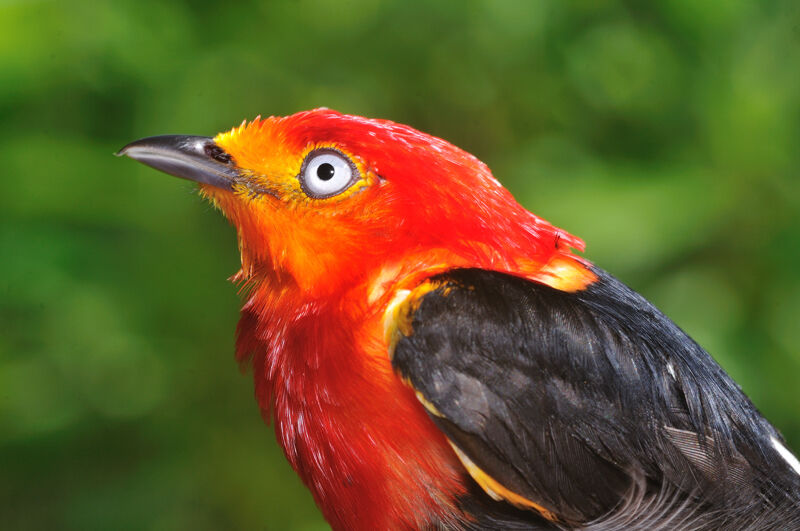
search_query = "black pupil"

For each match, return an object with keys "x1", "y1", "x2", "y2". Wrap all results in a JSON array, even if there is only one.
[{"x1": 317, "y1": 163, "x2": 335, "y2": 181}]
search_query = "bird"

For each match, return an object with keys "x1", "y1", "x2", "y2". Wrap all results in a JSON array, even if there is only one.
[{"x1": 119, "y1": 109, "x2": 800, "y2": 530}]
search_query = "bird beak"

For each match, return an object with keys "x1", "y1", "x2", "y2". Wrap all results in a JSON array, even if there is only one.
[{"x1": 117, "y1": 135, "x2": 240, "y2": 191}]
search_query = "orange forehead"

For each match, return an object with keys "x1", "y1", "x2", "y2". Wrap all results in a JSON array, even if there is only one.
[
  {"x1": 213, "y1": 115, "x2": 301, "y2": 175},
  {"x1": 213, "y1": 109, "x2": 375, "y2": 171},
  {"x1": 212, "y1": 112, "x2": 377, "y2": 204}
]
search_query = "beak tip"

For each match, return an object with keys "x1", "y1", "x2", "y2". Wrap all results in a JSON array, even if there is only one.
[
  {"x1": 116, "y1": 137, "x2": 158, "y2": 159},
  {"x1": 116, "y1": 139, "x2": 144, "y2": 158}
]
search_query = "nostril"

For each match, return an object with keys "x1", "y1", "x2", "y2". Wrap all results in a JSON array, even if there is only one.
[{"x1": 204, "y1": 142, "x2": 233, "y2": 164}]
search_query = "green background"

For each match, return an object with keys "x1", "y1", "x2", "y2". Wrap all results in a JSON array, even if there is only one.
[{"x1": 2, "y1": 1, "x2": 799, "y2": 529}]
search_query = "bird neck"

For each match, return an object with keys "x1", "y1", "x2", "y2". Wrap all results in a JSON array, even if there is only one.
[
  {"x1": 235, "y1": 273, "x2": 466, "y2": 530},
  {"x1": 232, "y1": 243, "x2": 596, "y2": 529}
]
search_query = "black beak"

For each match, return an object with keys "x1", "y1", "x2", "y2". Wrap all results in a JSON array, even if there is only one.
[{"x1": 117, "y1": 135, "x2": 239, "y2": 191}]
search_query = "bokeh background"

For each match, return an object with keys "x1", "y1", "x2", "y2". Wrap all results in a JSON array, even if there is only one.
[{"x1": 2, "y1": 0, "x2": 799, "y2": 529}]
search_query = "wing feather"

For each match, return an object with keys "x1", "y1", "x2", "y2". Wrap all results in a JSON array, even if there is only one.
[{"x1": 390, "y1": 268, "x2": 800, "y2": 527}]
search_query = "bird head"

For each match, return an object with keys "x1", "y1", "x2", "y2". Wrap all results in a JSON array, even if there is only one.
[{"x1": 120, "y1": 109, "x2": 588, "y2": 297}]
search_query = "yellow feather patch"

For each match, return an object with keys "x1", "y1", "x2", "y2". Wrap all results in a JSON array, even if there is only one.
[
  {"x1": 414, "y1": 390, "x2": 445, "y2": 418},
  {"x1": 447, "y1": 442, "x2": 559, "y2": 522},
  {"x1": 529, "y1": 256, "x2": 597, "y2": 292},
  {"x1": 383, "y1": 279, "x2": 443, "y2": 360}
]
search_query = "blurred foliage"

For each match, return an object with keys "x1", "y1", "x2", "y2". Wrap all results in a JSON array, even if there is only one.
[{"x1": 1, "y1": 0, "x2": 799, "y2": 529}]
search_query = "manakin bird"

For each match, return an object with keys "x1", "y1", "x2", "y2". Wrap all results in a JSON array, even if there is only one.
[{"x1": 119, "y1": 109, "x2": 800, "y2": 530}]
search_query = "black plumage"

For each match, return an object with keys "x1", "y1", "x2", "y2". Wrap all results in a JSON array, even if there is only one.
[{"x1": 392, "y1": 268, "x2": 800, "y2": 530}]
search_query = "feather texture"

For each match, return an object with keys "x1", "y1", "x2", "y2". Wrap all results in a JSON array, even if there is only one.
[{"x1": 392, "y1": 268, "x2": 800, "y2": 528}]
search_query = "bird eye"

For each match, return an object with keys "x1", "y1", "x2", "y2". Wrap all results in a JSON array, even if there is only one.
[{"x1": 299, "y1": 149, "x2": 358, "y2": 199}]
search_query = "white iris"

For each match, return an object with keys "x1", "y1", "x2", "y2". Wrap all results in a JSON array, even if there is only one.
[{"x1": 301, "y1": 150, "x2": 356, "y2": 198}]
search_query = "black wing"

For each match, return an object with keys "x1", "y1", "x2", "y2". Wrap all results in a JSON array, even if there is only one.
[{"x1": 390, "y1": 268, "x2": 800, "y2": 529}]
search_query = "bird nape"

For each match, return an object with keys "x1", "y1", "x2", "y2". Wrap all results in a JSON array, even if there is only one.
[{"x1": 119, "y1": 109, "x2": 800, "y2": 530}]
